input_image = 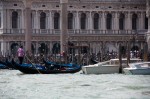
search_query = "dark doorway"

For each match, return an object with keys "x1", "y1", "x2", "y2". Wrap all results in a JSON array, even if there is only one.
[
  {"x1": 11, "y1": 43, "x2": 19, "y2": 55},
  {"x1": 52, "y1": 43, "x2": 60, "y2": 54},
  {"x1": 38, "y1": 43, "x2": 48, "y2": 54},
  {"x1": 68, "y1": 41, "x2": 75, "y2": 54},
  {"x1": 131, "y1": 45, "x2": 139, "y2": 51}
]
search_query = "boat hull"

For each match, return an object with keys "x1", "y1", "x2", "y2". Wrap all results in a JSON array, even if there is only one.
[
  {"x1": 12, "y1": 60, "x2": 81, "y2": 74},
  {"x1": 123, "y1": 68, "x2": 150, "y2": 75},
  {"x1": 82, "y1": 58, "x2": 141, "y2": 74},
  {"x1": 82, "y1": 65, "x2": 119, "y2": 74}
]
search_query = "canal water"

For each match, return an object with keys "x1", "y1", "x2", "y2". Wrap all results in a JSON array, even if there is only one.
[{"x1": 0, "y1": 69, "x2": 150, "y2": 99}]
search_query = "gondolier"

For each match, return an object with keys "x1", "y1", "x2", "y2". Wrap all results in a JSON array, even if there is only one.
[{"x1": 17, "y1": 46, "x2": 25, "y2": 64}]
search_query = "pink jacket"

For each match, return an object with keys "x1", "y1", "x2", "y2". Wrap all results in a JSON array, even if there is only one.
[{"x1": 17, "y1": 48, "x2": 25, "y2": 57}]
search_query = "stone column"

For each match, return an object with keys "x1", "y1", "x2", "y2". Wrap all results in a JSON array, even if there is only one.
[
  {"x1": 1, "y1": 9, "x2": 6, "y2": 29},
  {"x1": 139, "y1": 12, "x2": 145, "y2": 30},
  {"x1": 49, "y1": 11, "x2": 53, "y2": 29},
  {"x1": 21, "y1": 9, "x2": 25, "y2": 29},
  {"x1": 31, "y1": 11, "x2": 35, "y2": 29},
  {"x1": 88, "y1": 11, "x2": 93, "y2": 30},
  {"x1": 60, "y1": 0, "x2": 68, "y2": 53},
  {"x1": 101, "y1": 12, "x2": 106, "y2": 30},
  {"x1": 125, "y1": 12, "x2": 132, "y2": 30},
  {"x1": 0, "y1": 41, "x2": 7, "y2": 56},
  {"x1": 46, "y1": 11, "x2": 50, "y2": 29},
  {"x1": 75, "y1": 12, "x2": 80, "y2": 30},
  {"x1": 46, "y1": 11, "x2": 49, "y2": 29},
  {"x1": 146, "y1": 0, "x2": 150, "y2": 50},
  {"x1": 6, "y1": 9, "x2": 11, "y2": 29},
  {"x1": 112, "y1": 12, "x2": 115, "y2": 30},
  {"x1": 23, "y1": 0, "x2": 33, "y2": 52},
  {"x1": 114, "y1": 12, "x2": 119, "y2": 30},
  {"x1": 35, "y1": 10, "x2": 39, "y2": 29},
  {"x1": 18, "y1": 10, "x2": 21, "y2": 29},
  {"x1": 0, "y1": 8, "x2": 6, "y2": 54}
]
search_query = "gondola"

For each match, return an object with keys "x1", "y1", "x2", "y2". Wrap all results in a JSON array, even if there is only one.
[
  {"x1": 12, "y1": 59, "x2": 81, "y2": 74},
  {"x1": 43, "y1": 59, "x2": 78, "y2": 68},
  {"x1": 0, "y1": 63, "x2": 8, "y2": 69},
  {"x1": 0, "y1": 60, "x2": 9, "y2": 69},
  {"x1": 0, "y1": 59, "x2": 17, "y2": 69}
]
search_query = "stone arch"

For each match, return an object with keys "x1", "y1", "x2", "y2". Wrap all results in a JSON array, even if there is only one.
[
  {"x1": 81, "y1": 45, "x2": 88, "y2": 54},
  {"x1": 38, "y1": 43, "x2": 48, "y2": 54},
  {"x1": 52, "y1": 42, "x2": 60, "y2": 54},
  {"x1": 10, "y1": 43, "x2": 19, "y2": 55}
]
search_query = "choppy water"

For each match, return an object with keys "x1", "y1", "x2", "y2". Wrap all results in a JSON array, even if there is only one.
[{"x1": 0, "y1": 70, "x2": 150, "y2": 99}]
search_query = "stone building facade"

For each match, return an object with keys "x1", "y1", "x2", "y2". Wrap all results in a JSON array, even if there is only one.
[{"x1": 0, "y1": 0, "x2": 149, "y2": 57}]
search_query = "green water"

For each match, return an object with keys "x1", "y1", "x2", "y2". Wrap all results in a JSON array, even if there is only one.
[{"x1": 0, "y1": 70, "x2": 150, "y2": 99}]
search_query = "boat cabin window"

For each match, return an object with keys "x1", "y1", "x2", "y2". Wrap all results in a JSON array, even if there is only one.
[{"x1": 110, "y1": 59, "x2": 141, "y2": 65}]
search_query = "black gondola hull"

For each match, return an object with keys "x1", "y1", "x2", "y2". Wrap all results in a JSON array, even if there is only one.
[{"x1": 12, "y1": 60, "x2": 81, "y2": 74}]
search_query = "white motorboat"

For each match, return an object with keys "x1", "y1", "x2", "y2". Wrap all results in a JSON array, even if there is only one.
[
  {"x1": 82, "y1": 58, "x2": 141, "y2": 74},
  {"x1": 123, "y1": 62, "x2": 150, "y2": 75}
]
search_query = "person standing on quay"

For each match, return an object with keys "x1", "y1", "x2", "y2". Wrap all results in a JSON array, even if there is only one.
[{"x1": 17, "y1": 46, "x2": 25, "y2": 64}]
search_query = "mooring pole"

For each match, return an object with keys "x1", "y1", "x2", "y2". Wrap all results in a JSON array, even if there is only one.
[
  {"x1": 127, "y1": 41, "x2": 130, "y2": 66},
  {"x1": 119, "y1": 44, "x2": 122, "y2": 73},
  {"x1": 143, "y1": 42, "x2": 148, "y2": 61}
]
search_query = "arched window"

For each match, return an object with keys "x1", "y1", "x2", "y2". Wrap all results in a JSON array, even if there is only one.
[
  {"x1": 93, "y1": 13, "x2": 99, "y2": 29},
  {"x1": 106, "y1": 13, "x2": 112, "y2": 30},
  {"x1": 40, "y1": 12, "x2": 46, "y2": 29},
  {"x1": 145, "y1": 15, "x2": 148, "y2": 29},
  {"x1": 80, "y1": 13, "x2": 86, "y2": 29},
  {"x1": 12, "y1": 11, "x2": 18, "y2": 28},
  {"x1": 68, "y1": 13, "x2": 73, "y2": 29},
  {"x1": 132, "y1": 14, "x2": 137, "y2": 30},
  {"x1": 54, "y1": 12, "x2": 60, "y2": 29},
  {"x1": 119, "y1": 13, "x2": 125, "y2": 30}
]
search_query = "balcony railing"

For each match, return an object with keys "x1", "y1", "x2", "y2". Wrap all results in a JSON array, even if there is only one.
[
  {"x1": 0, "y1": 29, "x2": 25, "y2": 34},
  {"x1": 78, "y1": 0, "x2": 145, "y2": 3},
  {"x1": 0, "y1": 29, "x2": 147, "y2": 35}
]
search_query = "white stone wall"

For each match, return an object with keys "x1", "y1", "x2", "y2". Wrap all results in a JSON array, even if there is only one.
[
  {"x1": 0, "y1": 0, "x2": 146, "y2": 30},
  {"x1": 0, "y1": 0, "x2": 148, "y2": 55}
]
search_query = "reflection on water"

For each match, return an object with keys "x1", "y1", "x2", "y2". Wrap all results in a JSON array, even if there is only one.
[
  {"x1": 0, "y1": 70, "x2": 150, "y2": 99},
  {"x1": 80, "y1": 84, "x2": 91, "y2": 86},
  {"x1": 142, "y1": 91, "x2": 150, "y2": 95}
]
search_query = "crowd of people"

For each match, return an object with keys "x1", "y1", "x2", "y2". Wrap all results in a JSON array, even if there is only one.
[{"x1": 0, "y1": 47, "x2": 150, "y2": 65}]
